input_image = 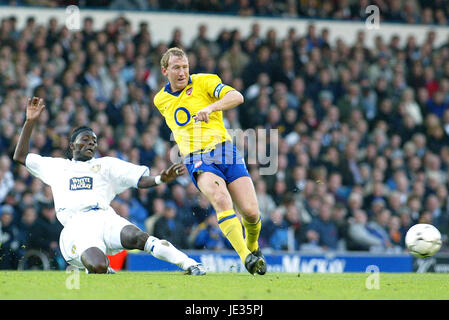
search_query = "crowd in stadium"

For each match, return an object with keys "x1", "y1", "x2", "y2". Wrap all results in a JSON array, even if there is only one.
[
  {"x1": 116, "y1": 0, "x2": 449, "y2": 26},
  {"x1": 1, "y1": 5, "x2": 449, "y2": 270},
  {"x1": 5, "y1": 0, "x2": 448, "y2": 25}
]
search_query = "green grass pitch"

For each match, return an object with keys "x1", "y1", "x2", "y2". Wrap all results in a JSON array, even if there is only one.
[{"x1": 1, "y1": 271, "x2": 448, "y2": 300}]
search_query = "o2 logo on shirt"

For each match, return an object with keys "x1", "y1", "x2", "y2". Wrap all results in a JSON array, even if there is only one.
[
  {"x1": 174, "y1": 107, "x2": 191, "y2": 127},
  {"x1": 69, "y1": 176, "x2": 93, "y2": 191}
]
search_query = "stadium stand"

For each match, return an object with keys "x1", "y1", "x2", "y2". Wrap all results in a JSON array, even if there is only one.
[{"x1": 12, "y1": 0, "x2": 447, "y2": 25}]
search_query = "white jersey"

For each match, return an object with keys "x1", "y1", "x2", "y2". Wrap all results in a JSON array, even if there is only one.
[{"x1": 25, "y1": 153, "x2": 149, "y2": 226}]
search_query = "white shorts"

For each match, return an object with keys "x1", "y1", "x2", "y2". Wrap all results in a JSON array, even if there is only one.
[{"x1": 59, "y1": 207, "x2": 133, "y2": 269}]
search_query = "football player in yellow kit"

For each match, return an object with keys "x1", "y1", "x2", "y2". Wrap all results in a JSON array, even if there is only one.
[{"x1": 153, "y1": 47, "x2": 266, "y2": 275}]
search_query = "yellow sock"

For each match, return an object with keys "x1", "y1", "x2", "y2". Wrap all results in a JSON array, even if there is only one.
[
  {"x1": 242, "y1": 215, "x2": 261, "y2": 252},
  {"x1": 217, "y1": 210, "x2": 251, "y2": 263}
]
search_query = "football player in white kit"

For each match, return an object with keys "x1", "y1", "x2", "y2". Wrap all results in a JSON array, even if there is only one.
[{"x1": 13, "y1": 97, "x2": 206, "y2": 275}]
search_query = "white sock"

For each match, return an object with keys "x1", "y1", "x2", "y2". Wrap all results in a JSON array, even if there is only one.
[{"x1": 144, "y1": 236, "x2": 197, "y2": 270}]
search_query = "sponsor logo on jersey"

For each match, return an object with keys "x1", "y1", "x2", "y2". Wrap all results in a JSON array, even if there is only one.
[
  {"x1": 194, "y1": 161, "x2": 203, "y2": 168},
  {"x1": 69, "y1": 176, "x2": 93, "y2": 191},
  {"x1": 174, "y1": 106, "x2": 191, "y2": 127}
]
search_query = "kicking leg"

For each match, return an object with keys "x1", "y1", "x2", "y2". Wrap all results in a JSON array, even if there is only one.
[
  {"x1": 120, "y1": 225, "x2": 205, "y2": 275},
  {"x1": 228, "y1": 176, "x2": 266, "y2": 275},
  {"x1": 196, "y1": 172, "x2": 255, "y2": 270},
  {"x1": 228, "y1": 176, "x2": 262, "y2": 252}
]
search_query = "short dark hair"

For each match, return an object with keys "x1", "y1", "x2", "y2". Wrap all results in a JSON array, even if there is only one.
[{"x1": 70, "y1": 126, "x2": 94, "y2": 143}]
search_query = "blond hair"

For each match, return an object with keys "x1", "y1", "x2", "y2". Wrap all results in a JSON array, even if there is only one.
[{"x1": 160, "y1": 47, "x2": 187, "y2": 69}]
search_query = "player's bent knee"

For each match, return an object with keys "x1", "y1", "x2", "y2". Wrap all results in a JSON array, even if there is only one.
[
  {"x1": 81, "y1": 247, "x2": 109, "y2": 274},
  {"x1": 211, "y1": 192, "x2": 233, "y2": 212},
  {"x1": 88, "y1": 261, "x2": 108, "y2": 274},
  {"x1": 135, "y1": 231, "x2": 150, "y2": 249},
  {"x1": 240, "y1": 208, "x2": 260, "y2": 223},
  {"x1": 120, "y1": 225, "x2": 149, "y2": 250}
]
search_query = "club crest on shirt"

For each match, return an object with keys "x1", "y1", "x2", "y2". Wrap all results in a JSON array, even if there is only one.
[
  {"x1": 71, "y1": 244, "x2": 77, "y2": 254},
  {"x1": 91, "y1": 164, "x2": 101, "y2": 173},
  {"x1": 69, "y1": 176, "x2": 93, "y2": 191},
  {"x1": 186, "y1": 87, "x2": 193, "y2": 96}
]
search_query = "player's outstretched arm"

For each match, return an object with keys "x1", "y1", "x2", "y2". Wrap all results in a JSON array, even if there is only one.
[
  {"x1": 13, "y1": 97, "x2": 45, "y2": 166},
  {"x1": 193, "y1": 90, "x2": 244, "y2": 123},
  {"x1": 137, "y1": 163, "x2": 186, "y2": 189}
]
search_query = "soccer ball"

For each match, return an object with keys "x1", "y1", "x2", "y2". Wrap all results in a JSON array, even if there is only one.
[{"x1": 405, "y1": 224, "x2": 442, "y2": 258}]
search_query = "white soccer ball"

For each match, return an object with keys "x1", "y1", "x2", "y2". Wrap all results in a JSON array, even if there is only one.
[{"x1": 405, "y1": 223, "x2": 442, "y2": 258}]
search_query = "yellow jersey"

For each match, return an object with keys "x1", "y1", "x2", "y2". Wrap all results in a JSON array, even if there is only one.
[{"x1": 154, "y1": 73, "x2": 236, "y2": 155}]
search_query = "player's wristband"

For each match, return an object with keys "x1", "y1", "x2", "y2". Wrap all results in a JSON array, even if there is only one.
[{"x1": 155, "y1": 175, "x2": 163, "y2": 185}]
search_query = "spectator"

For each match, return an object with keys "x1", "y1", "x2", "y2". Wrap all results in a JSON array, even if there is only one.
[
  {"x1": 347, "y1": 209, "x2": 384, "y2": 251},
  {"x1": 283, "y1": 201, "x2": 306, "y2": 250},
  {"x1": 0, "y1": 155, "x2": 14, "y2": 203},
  {"x1": 406, "y1": 194, "x2": 423, "y2": 223},
  {"x1": 117, "y1": 189, "x2": 149, "y2": 232},
  {"x1": 425, "y1": 194, "x2": 449, "y2": 233},
  {"x1": 191, "y1": 193, "x2": 215, "y2": 226},
  {"x1": 388, "y1": 215, "x2": 403, "y2": 251},
  {"x1": 400, "y1": 87, "x2": 423, "y2": 125},
  {"x1": 366, "y1": 209, "x2": 394, "y2": 251},
  {"x1": 327, "y1": 171, "x2": 350, "y2": 204},
  {"x1": 241, "y1": 45, "x2": 275, "y2": 87},
  {"x1": 144, "y1": 197, "x2": 165, "y2": 236},
  {"x1": 28, "y1": 203, "x2": 64, "y2": 270},
  {"x1": 427, "y1": 90, "x2": 449, "y2": 119},
  {"x1": 304, "y1": 192, "x2": 322, "y2": 218},
  {"x1": 221, "y1": 42, "x2": 250, "y2": 78},
  {"x1": 337, "y1": 82, "x2": 363, "y2": 122},
  {"x1": 0, "y1": 204, "x2": 23, "y2": 269},
  {"x1": 368, "y1": 197, "x2": 387, "y2": 219},
  {"x1": 1, "y1": 191, "x2": 19, "y2": 224},
  {"x1": 306, "y1": 202, "x2": 339, "y2": 251},
  {"x1": 190, "y1": 214, "x2": 232, "y2": 250},
  {"x1": 346, "y1": 191, "x2": 364, "y2": 217},
  {"x1": 153, "y1": 201, "x2": 189, "y2": 249},
  {"x1": 271, "y1": 179, "x2": 288, "y2": 206},
  {"x1": 387, "y1": 191, "x2": 406, "y2": 216},
  {"x1": 170, "y1": 183, "x2": 194, "y2": 232},
  {"x1": 260, "y1": 208, "x2": 289, "y2": 250},
  {"x1": 18, "y1": 206, "x2": 37, "y2": 247},
  {"x1": 82, "y1": 64, "x2": 106, "y2": 101},
  {"x1": 332, "y1": 203, "x2": 349, "y2": 250},
  {"x1": 254, "y1": 179, "x2": 276, "y2": 222},
  {"x1": 339, "y1": 141, "x2": 363, "y2": 186}
]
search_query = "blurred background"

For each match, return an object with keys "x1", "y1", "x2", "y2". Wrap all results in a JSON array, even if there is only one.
[{"x1": 1, "y1": 0, "x2": 449, "y2": 272}]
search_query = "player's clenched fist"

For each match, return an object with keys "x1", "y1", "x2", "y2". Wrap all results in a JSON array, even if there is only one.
[
  {"x1": 26, "y1": 96, "x2": 45, "y2": 122},
  {"x1": 193, "y1": 105, "x2": 213, "y2": 123}
]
